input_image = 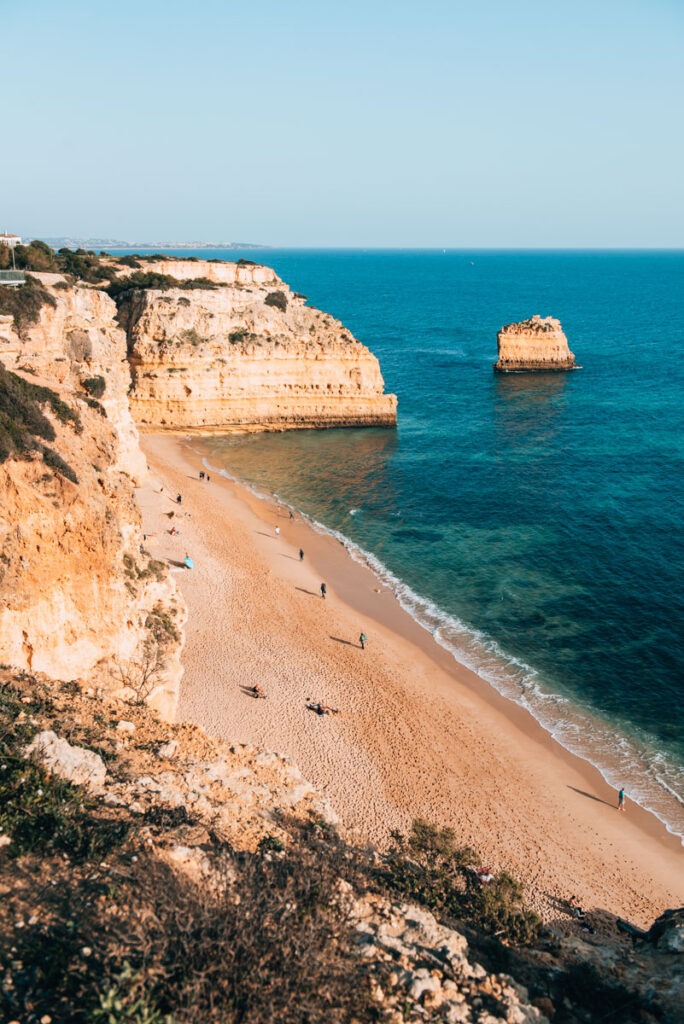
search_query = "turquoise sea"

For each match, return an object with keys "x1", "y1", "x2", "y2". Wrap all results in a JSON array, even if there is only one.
[{"x1": 121, "y1": 248, "x2": 684, "y2": 840}]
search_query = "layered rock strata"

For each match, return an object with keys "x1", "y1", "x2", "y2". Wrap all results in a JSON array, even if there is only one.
[
  {"x1": 120, "y1": 260, "x2": 397, "y2": 431},
  {"x1": 0, "y1": 277, "x2": 184, "y2": 717},
  {"x1": 494, "y1": 314, "x2": 577, "y2": 372}
]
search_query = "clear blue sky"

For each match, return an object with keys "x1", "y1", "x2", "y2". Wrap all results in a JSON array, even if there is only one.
[{"x1": 3, "y1": 0, "x2": 683, "y2": 246}]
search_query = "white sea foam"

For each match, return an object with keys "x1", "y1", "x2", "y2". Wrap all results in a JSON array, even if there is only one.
[{"x1": 198, "y1": 452, "x2": 684, "y2": 845}]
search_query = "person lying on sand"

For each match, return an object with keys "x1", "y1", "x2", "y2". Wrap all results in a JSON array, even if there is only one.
[{"x1": 305, "y1": 701, "x2": 339, "y2": 716}]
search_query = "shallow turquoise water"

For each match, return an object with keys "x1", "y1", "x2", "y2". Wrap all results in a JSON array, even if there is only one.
[{"x1": 123, "y1": 248, "x2": 684, "y2": 837}]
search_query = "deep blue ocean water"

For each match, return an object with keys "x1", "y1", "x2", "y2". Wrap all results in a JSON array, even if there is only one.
[{"x1": 121, "y1": 248, "x2": 684, "y2": 838}]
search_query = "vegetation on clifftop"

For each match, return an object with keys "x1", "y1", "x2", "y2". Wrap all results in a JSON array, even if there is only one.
[
  {"x1": 264, "y1": 289, "x2": 288, "y2": 312},
  {"x1": 0, "y1": 363, "x2": 80, "y2": 481},
  {"x1": 107, "y1": 271, "x2": 219, "y2": 301},
  {"x1": 0, "y1": 276, "x2": 56, "y2": 337}
]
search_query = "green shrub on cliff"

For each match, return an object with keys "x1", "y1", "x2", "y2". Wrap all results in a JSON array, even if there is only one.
[
  {"x1": 108, "y1": 272, "x2": 219, "y2": 301},
  {"x1": 82, "y1": 375, "x2": 106, "y2": 398},
  {"x1": 11, "y1": 240, "x2": 57, "y2": 273},
  {"x1": 378, "y1": 819, "x2": 540, "y2": 945},
  {"x1": 0, "y1": 276, "x2": 57, "y2": 337},
  {"x1": 264, "y1": 289, "x2": 288, "y2": 312},
  {"x1": 0, "y1": 363, "x2": 80, "y2": 481},
  {"x1": 0, "y1": 679, "x2": 130, "y2": 861}
]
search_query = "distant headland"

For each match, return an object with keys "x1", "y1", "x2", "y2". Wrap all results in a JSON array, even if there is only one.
[{"x1": 41, "y1": 237, "x2": 271, "y2": 251}]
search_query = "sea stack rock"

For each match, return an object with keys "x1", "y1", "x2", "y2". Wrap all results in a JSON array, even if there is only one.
[{"x1": 494, "y1": 315, "x2": 577, "y2": 372}]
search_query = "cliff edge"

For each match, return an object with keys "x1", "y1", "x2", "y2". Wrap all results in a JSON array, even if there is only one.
[
  {"x1": 117, "y1": 259, "x2": 397, "y2": 432},
  {"x1": 494, "y1": 315, "x2": 577, "y2": 372}
]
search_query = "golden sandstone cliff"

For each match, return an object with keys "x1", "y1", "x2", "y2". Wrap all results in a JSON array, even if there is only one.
[
  {"x1": 0, "y1": 277, "x2": 185, "y2": 717},
  {"x1": 120, "y1": 259, "x2": 398, "y2": 431},
  {"x1": 494, "y1": 314, "x2": 577, "y2": 372},
  {"x1": 0, "y1": 255, "x2": 396, "y2": 716}
]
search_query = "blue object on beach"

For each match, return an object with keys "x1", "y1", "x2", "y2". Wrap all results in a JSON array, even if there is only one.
[{"x1": 184, "y1": 557, "x2": 194, "y2": 569}]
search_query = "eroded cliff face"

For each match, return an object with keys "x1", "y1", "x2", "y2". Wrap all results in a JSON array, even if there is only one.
[
  {"x1": 0, "y1": 278, "x2": 185, "y2": 718},
  {"x1": 120, "y1": 260, "x2": 397, "y2": 431},
  {"x1": 0, "y1": 275, "x2": 146, "y2": 481},
  {"x1": 494, "y1": 315, "x2": 577, "y2": 372}
]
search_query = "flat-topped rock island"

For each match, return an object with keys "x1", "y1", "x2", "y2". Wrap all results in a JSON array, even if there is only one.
[{"x1": 494, "y1": 314, "x2": 578, "y2": 372}]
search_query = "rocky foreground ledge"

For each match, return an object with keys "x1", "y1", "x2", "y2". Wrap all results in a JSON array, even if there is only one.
[
  {"x1": 494, "y1": 315, "x2": 578, "y2": 372},
  {"x1": 1, "y1": 670, "x2": 682, "y2": 1023}
]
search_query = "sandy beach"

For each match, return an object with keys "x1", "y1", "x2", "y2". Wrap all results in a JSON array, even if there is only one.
[{"x1": 138, "y1": 433, "x2": 682, "y2": 929}]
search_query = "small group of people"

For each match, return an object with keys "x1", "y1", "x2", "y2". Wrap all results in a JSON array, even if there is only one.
[
  {"x1": 198, "y1": 471, "x2": 211, "y2": 482},
  {"x1": 306, "y1": 700, "x2": 339, "y2": 717}
]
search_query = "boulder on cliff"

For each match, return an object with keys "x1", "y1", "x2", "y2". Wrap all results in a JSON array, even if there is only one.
[
  {"x1": 647, "y1": 907, "x2": 684, "y2": 953},
  {"x1": 494, "y1": 314, "x2": 578, "y2": 372}
]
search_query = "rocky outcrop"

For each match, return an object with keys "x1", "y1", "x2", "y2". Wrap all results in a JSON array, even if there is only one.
[
  {"x1": 24, "y1": 730, "x2": 107, "y2": 791},
  {"x1": 494, "y1": 315, "x2": 577, "y2": 372},
  {"x1": 119, "y1": 260, "x2": 397, "y2": 431},
  {"x1": 6, "y1": 669, "x2": 548, "y2": 1024},
  {"x1": 0, "y1": 277, "x2": 185, "y2": 718},
  {"x1": 0, "y1": 274, "x2": 146, "y2": 481}
]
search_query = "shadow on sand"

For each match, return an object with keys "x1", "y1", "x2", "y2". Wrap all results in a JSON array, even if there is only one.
[
  {"x1": 296, "y1": 587, "x2": 320, "y2": 598},
  {"x1": 567, "y1": 785, "x2": 616, "y2": 809},
  {"x1": 330, "y1": 636, "x2": 360, "y2": 648}
]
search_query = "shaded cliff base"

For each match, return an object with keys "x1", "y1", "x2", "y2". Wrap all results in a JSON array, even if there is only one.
[
  {"x1": 2, "y1": 670, "x2": 682, "y2": 1024},
  {"x1": 139, "y1": 435, "x2": 683, "y2": 936}
]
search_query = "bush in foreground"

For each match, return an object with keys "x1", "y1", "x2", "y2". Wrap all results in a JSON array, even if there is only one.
[
  {"x1": 1, "y1": 846, "x2": 381, "y2": 1024},
  {"x1": 378, "y1": 819, "x2": 541, "y2": 945}
]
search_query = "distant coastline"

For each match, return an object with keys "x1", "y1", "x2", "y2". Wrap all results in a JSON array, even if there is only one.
[{"x1": 40, "y1": 237, "x2": 271, "y2": 251}]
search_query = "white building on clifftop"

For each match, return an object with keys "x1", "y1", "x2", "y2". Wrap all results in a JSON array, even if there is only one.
[{"x1": 0, "y1": 233, "x2": 21, "y2": 248}]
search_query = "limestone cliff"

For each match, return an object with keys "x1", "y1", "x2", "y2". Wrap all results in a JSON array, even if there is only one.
[
  {"x1": 118, "y1": 259, "x2": 397, "y2": 431},
  {"x1": 494, "y1": 314, "x2": 577, "y2": 372},
  {"x1": 0, "y1": 275, "x2": 146, "y2": 481},
  {"x1": 0, "y1": 277, "x2": 185, "y2": 717}
]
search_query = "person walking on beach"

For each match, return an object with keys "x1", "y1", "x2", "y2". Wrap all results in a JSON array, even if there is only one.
[
  {"x1": 299, "y1": 549, "x2": 304, "y2": 561},
  {"x1": 275, "y1": 526, "x2": 280, "y2": 537},
  {"x1": 320, "y1": 582, "x2": 327, "y2": 599},
  {"x1": 176, "y1": 494, "x2": 182, "y2": 504},
  {"x1": 618, "y1": 787, "x2": 626, "y2": 812},
  {"x1": 289, "y1": 510, "x2": 294, "y2": 520},
  {"x1": 359, "y1": 632, "x2": 367, "y2": 650},
  {"x1": 199, "y1": 471, "x2": 205, "y2": 480}
]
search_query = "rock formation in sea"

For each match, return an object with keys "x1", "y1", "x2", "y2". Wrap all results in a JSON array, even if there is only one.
[
  {"x1": 494, "y1": 314, "x2": 577, "y2": 372},
  {"x1": 118, "y1": 259, "x2": 398, "y2": 431}
]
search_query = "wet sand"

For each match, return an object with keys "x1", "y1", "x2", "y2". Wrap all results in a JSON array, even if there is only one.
[{"x1": 138, "y1": 433, "x2": 682, "y2": 928}]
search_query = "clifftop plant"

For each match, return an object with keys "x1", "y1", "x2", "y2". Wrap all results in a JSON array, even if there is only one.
[
  {"x1": 0, "y1": 275, "x2": 56, "y2": 337},
  {"x1": 264, "y1": 290, "x2": 288, "y2": 312},
  {"x1": 0, "y1": 363, "x2": 80, "y2": 481},
  {"x1": 108, "y1": 271, "x2": 219, "y2": 301},
  {"x1": 379, "y1": 819, "x2": 541, "y2": 945}
]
